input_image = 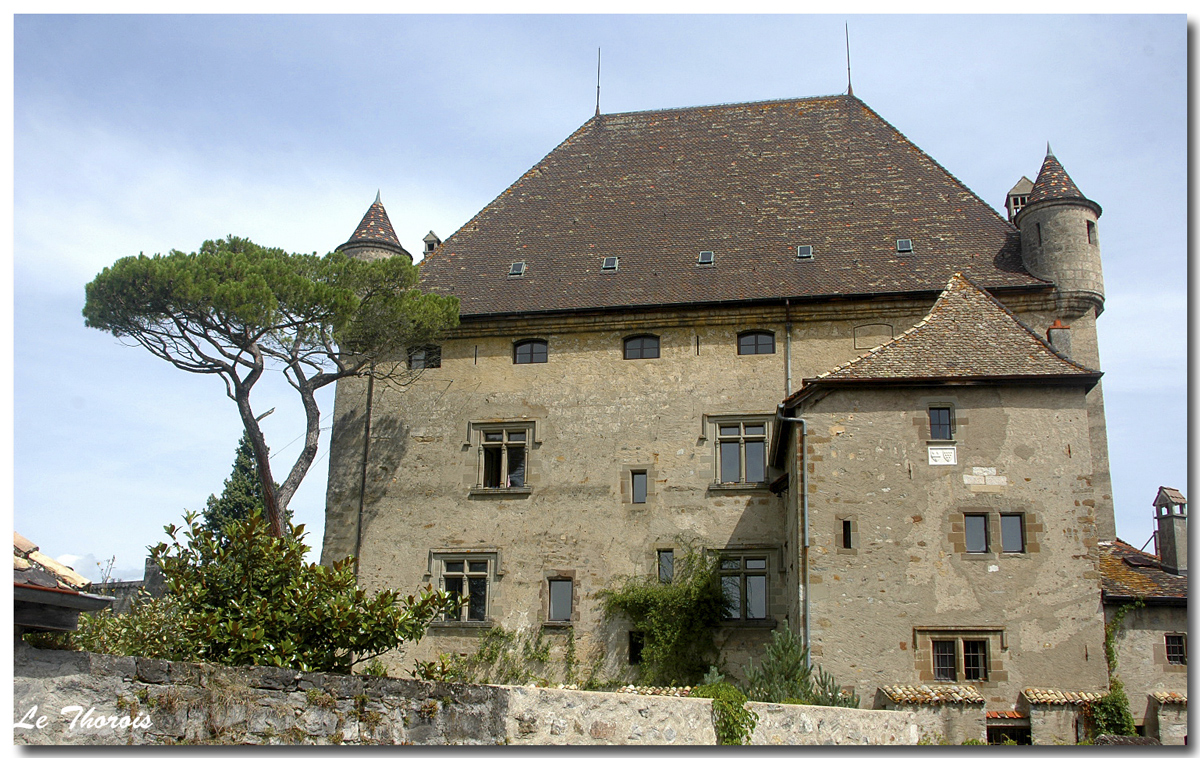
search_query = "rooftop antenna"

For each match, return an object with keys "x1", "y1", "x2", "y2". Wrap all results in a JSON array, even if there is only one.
[
  {"x1": 595, "y1": 47, "x2": 601, "y2": 116},
  {"x1": 845, "y1": 22, "x2": 854, "y2": 97}
]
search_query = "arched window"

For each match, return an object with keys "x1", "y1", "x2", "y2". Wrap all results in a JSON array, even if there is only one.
[
  {"x1": 623, "y1": 334, "x2": 660, "y2": 360},
  {"x1": 737, "y1": 331, "x2": 775, "y2": 355},
  {"x1": 513, "y1": 339, "x2": 548, "y2": 364}
]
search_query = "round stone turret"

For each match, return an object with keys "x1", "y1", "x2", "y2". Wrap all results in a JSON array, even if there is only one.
[
  {"x1": 1014, "y1": 145, "x2": 1104, "y2": 316},
  {"x1": 336, "y1": 191, "x2": 412, "y2": 262}
]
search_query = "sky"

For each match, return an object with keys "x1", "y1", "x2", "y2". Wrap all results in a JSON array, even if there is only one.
[{"x1": 11, "y1": 14, "x2": 1189, "y2": 581}]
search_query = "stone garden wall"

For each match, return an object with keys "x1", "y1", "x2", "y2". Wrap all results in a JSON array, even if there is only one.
[{"x1": 14, "y1": 642, "x2": 927, "y2": 745}]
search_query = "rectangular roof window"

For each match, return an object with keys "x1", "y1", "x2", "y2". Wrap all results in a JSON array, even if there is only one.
[
  {"x1": 509, "y1": 261, "x2": 526, "y2": 276},
  {"x1": 896, "y1": 239, "x2": 914, "y2": 254},
  {"x1": 697, "y1": 250, "x2": 714, "y2": 265},
  {"x1": 601, "y1": 256, "x2": 619, "y2": 271},
  {"x1": 796, "y1": 245, "x2": 813, "y2": 259}
]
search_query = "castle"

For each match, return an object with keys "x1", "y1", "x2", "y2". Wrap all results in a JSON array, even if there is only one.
[{"x1": 318, "y1": 94, "x2": 1181, "y2": 742}]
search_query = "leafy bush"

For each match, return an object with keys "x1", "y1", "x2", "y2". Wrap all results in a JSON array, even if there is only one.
[
  {"x1": 75, "y1": 513, "x2": 454, "y2": 673},
  {"x1": 690, "y1": 682, "x2": 759, "y2": 745},
  {"x1": 1085, "y1": 678, "x2": 1136, "y2": 738},
  {"x1": 597, "y1": 545, "x2": 727, "y2": 685},
  {"x1": 742, "y1": 627, "x2": 859, "y2": 708}
]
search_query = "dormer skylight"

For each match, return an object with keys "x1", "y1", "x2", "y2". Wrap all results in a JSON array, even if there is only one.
[
  {"x1": 509, "y1": 261, "x2": 526, "y2": 277},
  {"x1": 697, "y1": 250, "x2": 714, "y2": 265},
  {"x1": 796, "y1": 245, "x2": 814, "y2": 259},
  {"x1": 896, "y1": 239, "x2": 914, "y2": 254},
  {"x1": 601, "y1": 256, "x2": 619, "y2": 271}
]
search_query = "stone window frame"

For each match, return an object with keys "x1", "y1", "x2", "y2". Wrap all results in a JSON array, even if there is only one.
[
  {"x1": 836, "y1": 515, "x2": 858, "y2": 555},
  {"x1": 736, "y1": 330, "x2": 776, "y2": 356},
  {"x1": 543, "y1": 569, "x2": 577, "y2": 627},
  {"x1": 707, "y1": 414, "x2": 772, "y2": 491},
  {"x1": 619, "y1": 463, "x2": 657, "y2": 509},
  {"x1": 623, "y1": 333, "x2": 660, "y2": 360},
  {"x1": 513, "y1": 338, "x2": 548, "y2": 364},
  {"x1": 949, "y1": 510, "x2": 1041, "y2": 559},
  {"x1": 915, "y1": 397, "x2": 966, "y2": 442},
  {"x1": 1163, "y1": 633, "x2": 1187, "y2": 668},
  {"x1": 914, "y1": 627, "x2": 1008, "y2": 685},
  {"x1": 425, "y1": 549, "x2": 502, "y2": 628},
  {"x1": 710, "y1": 545, "x2": 783, "y2": 628},
  {"x1": 467, "y1": 421, "x2": 537, "y2": 497},
  {"x1": 407, "y1": 344, "x2": 442, "y2": 370}
]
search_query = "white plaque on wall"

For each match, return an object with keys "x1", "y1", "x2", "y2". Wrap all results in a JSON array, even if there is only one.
[{"x1": 928, "y1": 446, "x2": 957, "y2": 466}]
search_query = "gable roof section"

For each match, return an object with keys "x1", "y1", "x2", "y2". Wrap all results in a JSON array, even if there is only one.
[
  {"x1": 420, "y1": 95, "x2": 1043, "y2": 317},
  {"x1": 1099, "y1": 539, "x2": 1187, "y2": 604},
  {"x1": 787, "y1": 273, "x2": 1099, "y2": 402}
]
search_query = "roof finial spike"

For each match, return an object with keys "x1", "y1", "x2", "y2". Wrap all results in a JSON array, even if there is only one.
[
  {"x1": 374, "y1": 189, "x2": 381, "y2": 205},
  {"x1": 845, "y1": 22, "x2": 854, "y2": 97},
  {"x1": 1046, "y1": 142, "x2": 1055, "y2": 159},
  {"x1": 595, "y1": 47, "x2": 601, "y2": 117}
]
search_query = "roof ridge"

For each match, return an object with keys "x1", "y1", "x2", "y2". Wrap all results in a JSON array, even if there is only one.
[{"x1": 596, "y1": 93, "x2": 852, "y2": 120}]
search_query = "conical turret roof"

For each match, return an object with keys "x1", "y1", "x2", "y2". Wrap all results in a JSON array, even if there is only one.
[
  {"x1": 1028, "y1": 145, "x2": 1087, "y2": 204},
  {"x1": 346, "y1": 192, "x2": 402, "y2": 247}
]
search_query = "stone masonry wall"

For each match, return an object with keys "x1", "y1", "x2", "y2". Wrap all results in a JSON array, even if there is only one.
[{"x1": 14, "y1": 643, "x2": 929, "y2": 745}]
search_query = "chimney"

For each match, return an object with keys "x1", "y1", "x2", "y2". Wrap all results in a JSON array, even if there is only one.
[
  {"x1": 1046, "y1": 319, "x2": 1072, "y2": 359},
  {"x1": 1153, "y1": 487, "x2": 1187, "y2": 575}
]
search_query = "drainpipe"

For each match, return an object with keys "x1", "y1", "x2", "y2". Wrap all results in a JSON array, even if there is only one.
[
  {"x1": 353, "y1": 369, "x2": 375, "y2": 579},
  {"x1": 784, "y1": 299, "x2": 793, "y2": 396},
  {"x1": 776, "y1": 404, "x2": 810, "y2": 667}
]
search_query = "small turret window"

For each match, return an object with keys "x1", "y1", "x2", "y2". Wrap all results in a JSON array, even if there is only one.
[
  {"x1": 1087, "y1": 221, "x2": 1097, "y2": 245},
  {"x1": 1035, "y1": 223, "x2": 1042, "y2": 246}
]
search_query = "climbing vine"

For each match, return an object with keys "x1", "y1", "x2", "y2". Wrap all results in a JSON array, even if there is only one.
[
  {"x1": 690, "y1": 681, "x2": 759, "y2": 745},
  {"x1": 1083, "y1": 598, "x2": 1144, "y2": 739},
  {"x1": 596, "y1": 544, "x2": 726, "y2": 685}
]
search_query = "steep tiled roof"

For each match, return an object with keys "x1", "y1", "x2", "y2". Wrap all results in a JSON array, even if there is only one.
[
  {"x1": 346, "y1": 194, "x2": 403, "y2": 248},
  {"x1": 420, "y1": 95, "x2": 1043, "y2": 317},
  {"x1": 1028, "y1": 146, "x2": 1088, "y2": 204},
  {"x1": 1099, "y1": 539, "x2": 1188, "y2": 603},
  {"x1": 1156, "y1": 486, "x2": 1187, "y2": 506},
  {"x1": 790, "y1": 273, "x2": 1100, "y2": 395},
  {"x1": 1023, "y1": 689, "x2": 1104, "y2": 706},
  {"x1": 878, "y1": 684, "x2": 985, "y2": 705}
]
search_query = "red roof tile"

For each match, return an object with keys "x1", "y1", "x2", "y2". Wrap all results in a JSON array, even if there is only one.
[
  {"x1": 346, "y1": 195, "x2": 402, "y2": 248},
  {"x1": 420, "y1": 95, "x2": 1045, "y2": 317},
  {"x1": 879, "y1": 684, "x2": 985, "y2": 705}
]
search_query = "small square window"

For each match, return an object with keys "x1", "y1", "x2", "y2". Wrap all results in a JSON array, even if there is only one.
[
  {"x1": 478, "y1": 425, "x2": 531, "y2": 489},
  {"x1": 623, "y1": 335, "x2": 660, "y2": 360},
  {"x1": 1000, "y1": 514, "x2": 1025, "y2": 553},
  {"x1": 548, "y1": 578, "x2": 573, "y2": 622},
  {"x1": 896, "y1": 239, "x2": 914, "y2": 253},
  {"x1": 407, "y1": 345, "x2": 442, "y2": 370},
  {"x1": 441, "y1": 556, "x2": 492, "y2": 622},
  {"x1": 601, "y1": 256, "x2": 619, "y2": 270},
  {"x1": 796, "y1": 245, "x2": 814, "y2": 259},
  {"x1": 1166, "y1": 634, "x2": 1187, "y2": 665},
  {"x1": 657, "y1": 549, "x2": 674, "y2": 583},
  {"x1": 514, "y1": 339, "x2": 548, "y2": 364},
  {"x1": 737, "y1": 331, "x2": 775, "y2": 355},
  {"x1": 509, "y1": 261, "x2": 526, "y2": 277},
  {"x1": 697, "y1": 250, "x2": 714, "y2": 265},
  {"x1": 965, "y1": 514, "x2": 989, "y2": 553},
  {"x1": 632, "y1": 471, "x2": 648, "y2": 504}
]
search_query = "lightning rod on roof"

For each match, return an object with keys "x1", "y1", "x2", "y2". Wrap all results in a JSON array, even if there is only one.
[
  {"x1": 595, "y1": 47, "x2": 601, "y2": 116},
  {"x1": 845, "y1": 22, "x2": 853, "y2": 97}
]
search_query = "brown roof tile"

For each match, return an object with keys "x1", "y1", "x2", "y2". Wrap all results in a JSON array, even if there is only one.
[
  {"x1": 1156, "y1": 486, "x2": 1187, "y2": 506},
  {"x1": 421, "y1": 95, "x2": 1044, "y2": 317},
  {"x1": 1023, "y1": 688, "x2": 1105, "y2": 705},
  {"x1": 1151, "y1": 691, "x2": 1187, "y2": 705},
  {"x1": 1099, "y1": 539, "x2": 1187, "y2": 603},
  {"x1": 879, "y1": 684, "x2": 985, "y2": 705},
  {"x1": 791, "y1": 272, "x2": 1100, "y2": 394}
]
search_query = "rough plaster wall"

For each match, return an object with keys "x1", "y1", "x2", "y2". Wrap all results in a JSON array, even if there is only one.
[
  {"x1": 14, "y1": 645, "x2": 931, "y2": 746},
  {"x1": 1030, "y1": 706, "x2": 1082, "y2": 745},
  {"x1": 799, "y1": 384, "x2": 1109, "y2": 709},
  {"x1": 1105, "y1": 604, "x2": 1188, "y2": 725}
]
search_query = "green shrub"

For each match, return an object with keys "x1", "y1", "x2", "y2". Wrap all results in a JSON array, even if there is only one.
[
  {"x1": 742, "y1": 627, "x2": 859, "y2": 708},
  {"x1": 74, "y1": 513, "x2": 454, "y2": 673},
  {"x1": 1086, "y1": 678, "x2": 1136, "y2": 738},
  {"x1": 597, "y1": 545, "x2": 726, "y2": 685},
  {"x1": 690, "y1": 682, "x2": 759, "y2": 745}
]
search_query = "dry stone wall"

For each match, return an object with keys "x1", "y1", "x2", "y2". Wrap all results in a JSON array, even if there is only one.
[{"x1": 14, "y1": 643, "x2": 928, "y2": 745}]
